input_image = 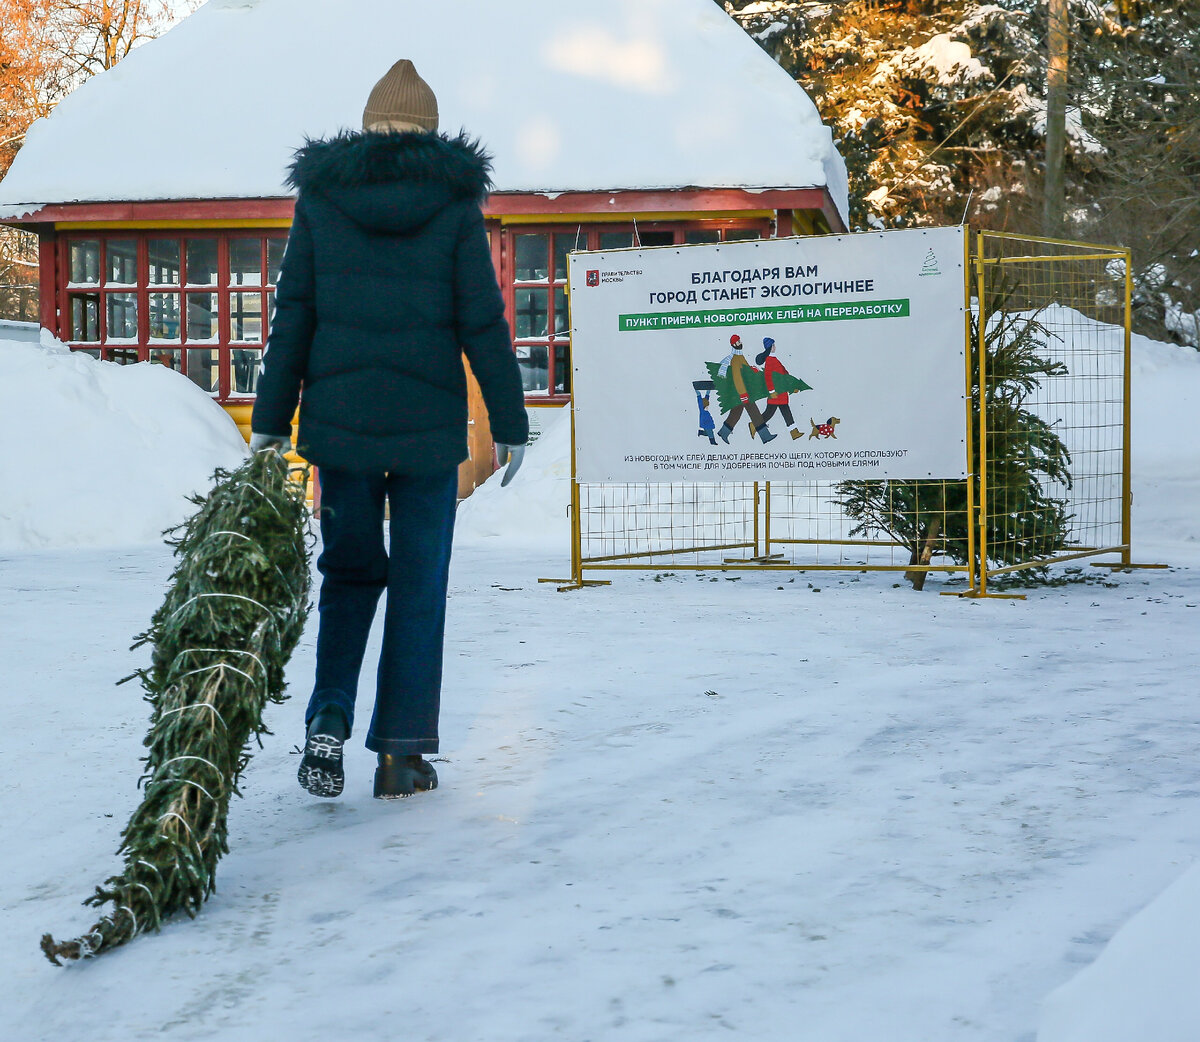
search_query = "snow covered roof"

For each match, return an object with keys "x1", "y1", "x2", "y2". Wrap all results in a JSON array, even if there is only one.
[{"x1": 0, "y1": 0, "x2": 847, "y2": 223}]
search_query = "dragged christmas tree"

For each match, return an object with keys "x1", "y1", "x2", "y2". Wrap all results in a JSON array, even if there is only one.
[
  {"x1": 41, "y1": 450, "x2": 311, "y2": 964},
  {"x1": 835, "y1": 282, "x2": 1073, "y2": 589}
]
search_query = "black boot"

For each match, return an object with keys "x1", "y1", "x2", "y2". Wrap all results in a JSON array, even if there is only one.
[
  {"x1": 374, "y1": 753, "x2": 438, "y2": 800},
  {"x1": 717, "y1": 422, "x2": 733, "y2": 444},
  {"x1": 297, "y1": 705, "x2": 349, "y2": 798}
]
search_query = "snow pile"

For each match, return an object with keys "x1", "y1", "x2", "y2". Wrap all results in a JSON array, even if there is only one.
[
  {"x1": 0, "y1": 334, "x2": 247, "y2": 549},
  {"x1": 0, "y1": 0, "x2": 848, "y2": 224},
  {"x1": 1038, "y1": 861, "x2": 1200, "y2": 1042},
  {"x1": 455, "y1": 406, "x2": 571, "y2": 550}
]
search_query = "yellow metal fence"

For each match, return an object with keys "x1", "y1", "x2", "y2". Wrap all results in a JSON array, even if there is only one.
[{"x1": 545, "y1": 231, "x2": 1154, "y2": 595}]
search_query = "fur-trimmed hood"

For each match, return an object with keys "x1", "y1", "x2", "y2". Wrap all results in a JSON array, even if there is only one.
[{"x1": 287, "y1": 130, "x2": 493, "y2": 233}]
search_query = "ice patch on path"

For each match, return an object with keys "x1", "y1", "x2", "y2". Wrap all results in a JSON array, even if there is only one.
[
  {"x1": 0, "y1": 333, "x2": 247, "y2": 549},
  {"x1": 1038, "y1": 860, "x2": 1200, "y2": 1042},
  {"x1": 454, "y1": 405, "x2": 571, "y2": 551}
]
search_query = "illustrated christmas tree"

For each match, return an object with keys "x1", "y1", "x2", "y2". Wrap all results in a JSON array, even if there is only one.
[{"x1": 704, "y1": 361, "x2": 811, "y2": 414}]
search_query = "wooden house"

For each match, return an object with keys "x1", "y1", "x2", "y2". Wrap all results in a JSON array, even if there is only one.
[{"x1": 0, "y1": 0, "x2": 847, "y2": 496}]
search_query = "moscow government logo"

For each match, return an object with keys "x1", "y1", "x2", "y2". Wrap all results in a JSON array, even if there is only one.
[{"x1": 586, "y1": 270, "x2": 600, "y2": 287}]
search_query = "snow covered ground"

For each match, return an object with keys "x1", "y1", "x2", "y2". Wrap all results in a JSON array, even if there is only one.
[{"x1": 1, "y1": 332, "x2": 1198, "y2": 1041}]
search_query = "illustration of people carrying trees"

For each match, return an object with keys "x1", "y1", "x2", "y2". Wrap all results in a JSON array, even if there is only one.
[{"x1": 700, "y1": 333, "x2": 810, "y2": 444}]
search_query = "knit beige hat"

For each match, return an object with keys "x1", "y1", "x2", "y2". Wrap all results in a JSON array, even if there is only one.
[{"x1": 362, "y1": 59, "x2": 439, "y2": 133}]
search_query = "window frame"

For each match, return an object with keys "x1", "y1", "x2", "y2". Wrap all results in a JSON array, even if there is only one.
[{"x1": 57, "y1": 229, "x2": 286, "y2": 402}]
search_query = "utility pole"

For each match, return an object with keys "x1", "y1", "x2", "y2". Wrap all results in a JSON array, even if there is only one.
[{"x1": 1043, "y1": 0, "x2": 1069, "y2": 237}]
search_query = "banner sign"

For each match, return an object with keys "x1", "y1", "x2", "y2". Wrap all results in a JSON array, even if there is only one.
[{"x1": 568, "y1": 226, "x2": 968, "y2": 483}]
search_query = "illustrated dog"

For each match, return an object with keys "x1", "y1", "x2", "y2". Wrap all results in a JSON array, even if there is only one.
[{"x1": 809, "y1": 416, "x2": 841, "y2": 439}]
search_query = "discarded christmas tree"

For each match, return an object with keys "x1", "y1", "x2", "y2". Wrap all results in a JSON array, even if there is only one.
[
  {"x1": 834, "y1": 282, "x2": 1073, "y2": 589},
  {"x1": 41, "y1": 450, "x2": 311, "y2": 964}
]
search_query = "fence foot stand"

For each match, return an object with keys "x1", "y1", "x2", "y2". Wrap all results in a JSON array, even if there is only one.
[
  {"x1": 721, "y1": 553, "x2": 787, "y2": 565},
  {"x1": 1090, "y1": 562, "x2": 1168, "y2": 571},
  {"x1": 538, "y1": 576, "x2": 612, "y2": 593}
]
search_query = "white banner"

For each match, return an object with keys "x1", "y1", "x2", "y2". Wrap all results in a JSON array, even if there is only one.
[{"x1": 568, "y1": 226, "x2": 968, "y2": 483}]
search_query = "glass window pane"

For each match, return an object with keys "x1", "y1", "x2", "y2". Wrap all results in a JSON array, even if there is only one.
[
  {"x1": 267, "y1": 238, "x2": 287, "y2": 284},
  {"x1": 186, "y1": 239, "x2": 218, "y2": 285},
  {"x1": 148, "y1": 239, "x2": 181, "y2": 284},
  {"x1": 685, "y1": 229, "x2": 721, "y2": 245},
  {"x1": 599, "y1": 231, "x2": 633, "y2": 250},
  {"x1": 232, "y1": 348, "x2": 263, "y2": 395},
  {"x1": 106, "y1": 293, "x2": 138, "y2": 339},
  {"x1": 186, "y1": 292, "x2": 219, "y2": 341},
  {"x1": 513, "y1": 233, "x2": 549, "y2": 282},
  {"x1": 229, "y1": 292, "x2": 263, "y2": 342},
  {"x1": 186, "y1": 348, "x2": 219, "y2": 394},
  {"x1": 515, "y1": 344, "x2": 549, "y2": 392},
  {"x1": 552, "y1": 234, "x2": 577, "y2": 282},
  {"x1": 640, "y1": 231, "x2": 674, "y2": 247},
  {"x1": 150, "y1": 347, "x2": 181, "y2": 372},
  {"x1": 74, "y1": 347, "x2": 101, "y2": 360},
  {"x1": 553, "y1": 342, "x2": 571, "y2": 395},
  {"x1": 107, "y1": 239, "x2": 138, "y2": 284},
  {"x1": 70, "y1": 294, "x2": 100, "y2": 341},
  {"x1": 105, "y1": 347, "x2": 140, "y2": 365},
  {"x1": 724, "y1": 228, "x2": 763, "y2": 241},
  {"x1": 70, "y1": 241, "x2": 100, "y2": 285},
  {"x1": 553, "y1": 286, "x2": 569, "y2": 334},
  {"x1": 149, "y1": 293, "x2": 181, "y2": 340},
  {"x1": 229, "y1": 239, "x2": 262, "y2": 286},
  {"x1": 514, "y1": 287, "x2": 548, "y2": 339}
]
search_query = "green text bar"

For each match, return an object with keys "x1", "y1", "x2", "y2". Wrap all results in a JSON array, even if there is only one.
[{"x1": 618, "y1": 298, "x2": 910, "y2": 332}]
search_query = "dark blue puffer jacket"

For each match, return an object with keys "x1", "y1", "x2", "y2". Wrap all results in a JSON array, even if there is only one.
[{"x1": 251, "y1": 130, "x2": 528, "y2": 473}]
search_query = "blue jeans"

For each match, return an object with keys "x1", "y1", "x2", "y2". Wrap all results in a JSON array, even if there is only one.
[{"x1": 307, "y1": 466, "x2": 458, "y2": 754}]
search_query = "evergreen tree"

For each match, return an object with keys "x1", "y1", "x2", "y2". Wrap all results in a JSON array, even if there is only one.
[
  {"x1": 723, "y1": 1, "x2": 1200, "y2": 347},
  {"x1": 834, "y1": 281, "x2": 1073, "y2": 587}
]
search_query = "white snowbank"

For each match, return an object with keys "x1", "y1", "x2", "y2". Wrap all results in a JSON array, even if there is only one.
[
  {"x1": 0, "y1": 0, "x2": 848, "y2": 224},
  {"x1": 0, "y1": 334, "x2": 247, "y2": 549},
  {"x1": 1038, "y1": 860, "x2": 1200, "y2": 1042},
  {"x1": 455, "y1": 405, "x2": 571, "y2": 550}
]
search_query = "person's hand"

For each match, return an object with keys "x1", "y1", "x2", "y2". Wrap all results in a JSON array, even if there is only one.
[
  {"x1": 496, "y1": 443, "x2": 525, "y2": 487},
  {"x1": 739, "y1": 393, "x2": 749, "y2": 404},
  {"x1": 249, "y1": 432, "x2": 291, "y2": 455}
]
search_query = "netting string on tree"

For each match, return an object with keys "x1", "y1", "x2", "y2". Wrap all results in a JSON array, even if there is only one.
[{"x1": 40, "y1": 449, "x2": 312, "y2": 965}]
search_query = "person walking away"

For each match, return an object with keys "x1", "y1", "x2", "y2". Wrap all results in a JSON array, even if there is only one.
[
  {"x1": 249, "y1": 60, "x2": 529, "y2": 800},
  {"x1": 756, "y1": 337, "x2": 801, "y2": 440},
  {"x1": 716, "y1": 334, "x2": 776, "y2": 443}
]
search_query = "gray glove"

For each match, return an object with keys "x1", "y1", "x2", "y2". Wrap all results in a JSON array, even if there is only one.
[
  {"x1": 249, "y1": 432, "x2": 291, "y2": 455},
  {"x1": 495, "y1": 442, "x2": 525, "y2": 487}
]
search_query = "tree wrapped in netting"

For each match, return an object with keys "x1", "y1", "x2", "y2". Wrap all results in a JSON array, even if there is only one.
[
  {"x1": 834, "y1": 281, "x2": 1073, "y2": 589},
  {"x1": 41, "y1": 450, "x2": 311, "y2": 964}
]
